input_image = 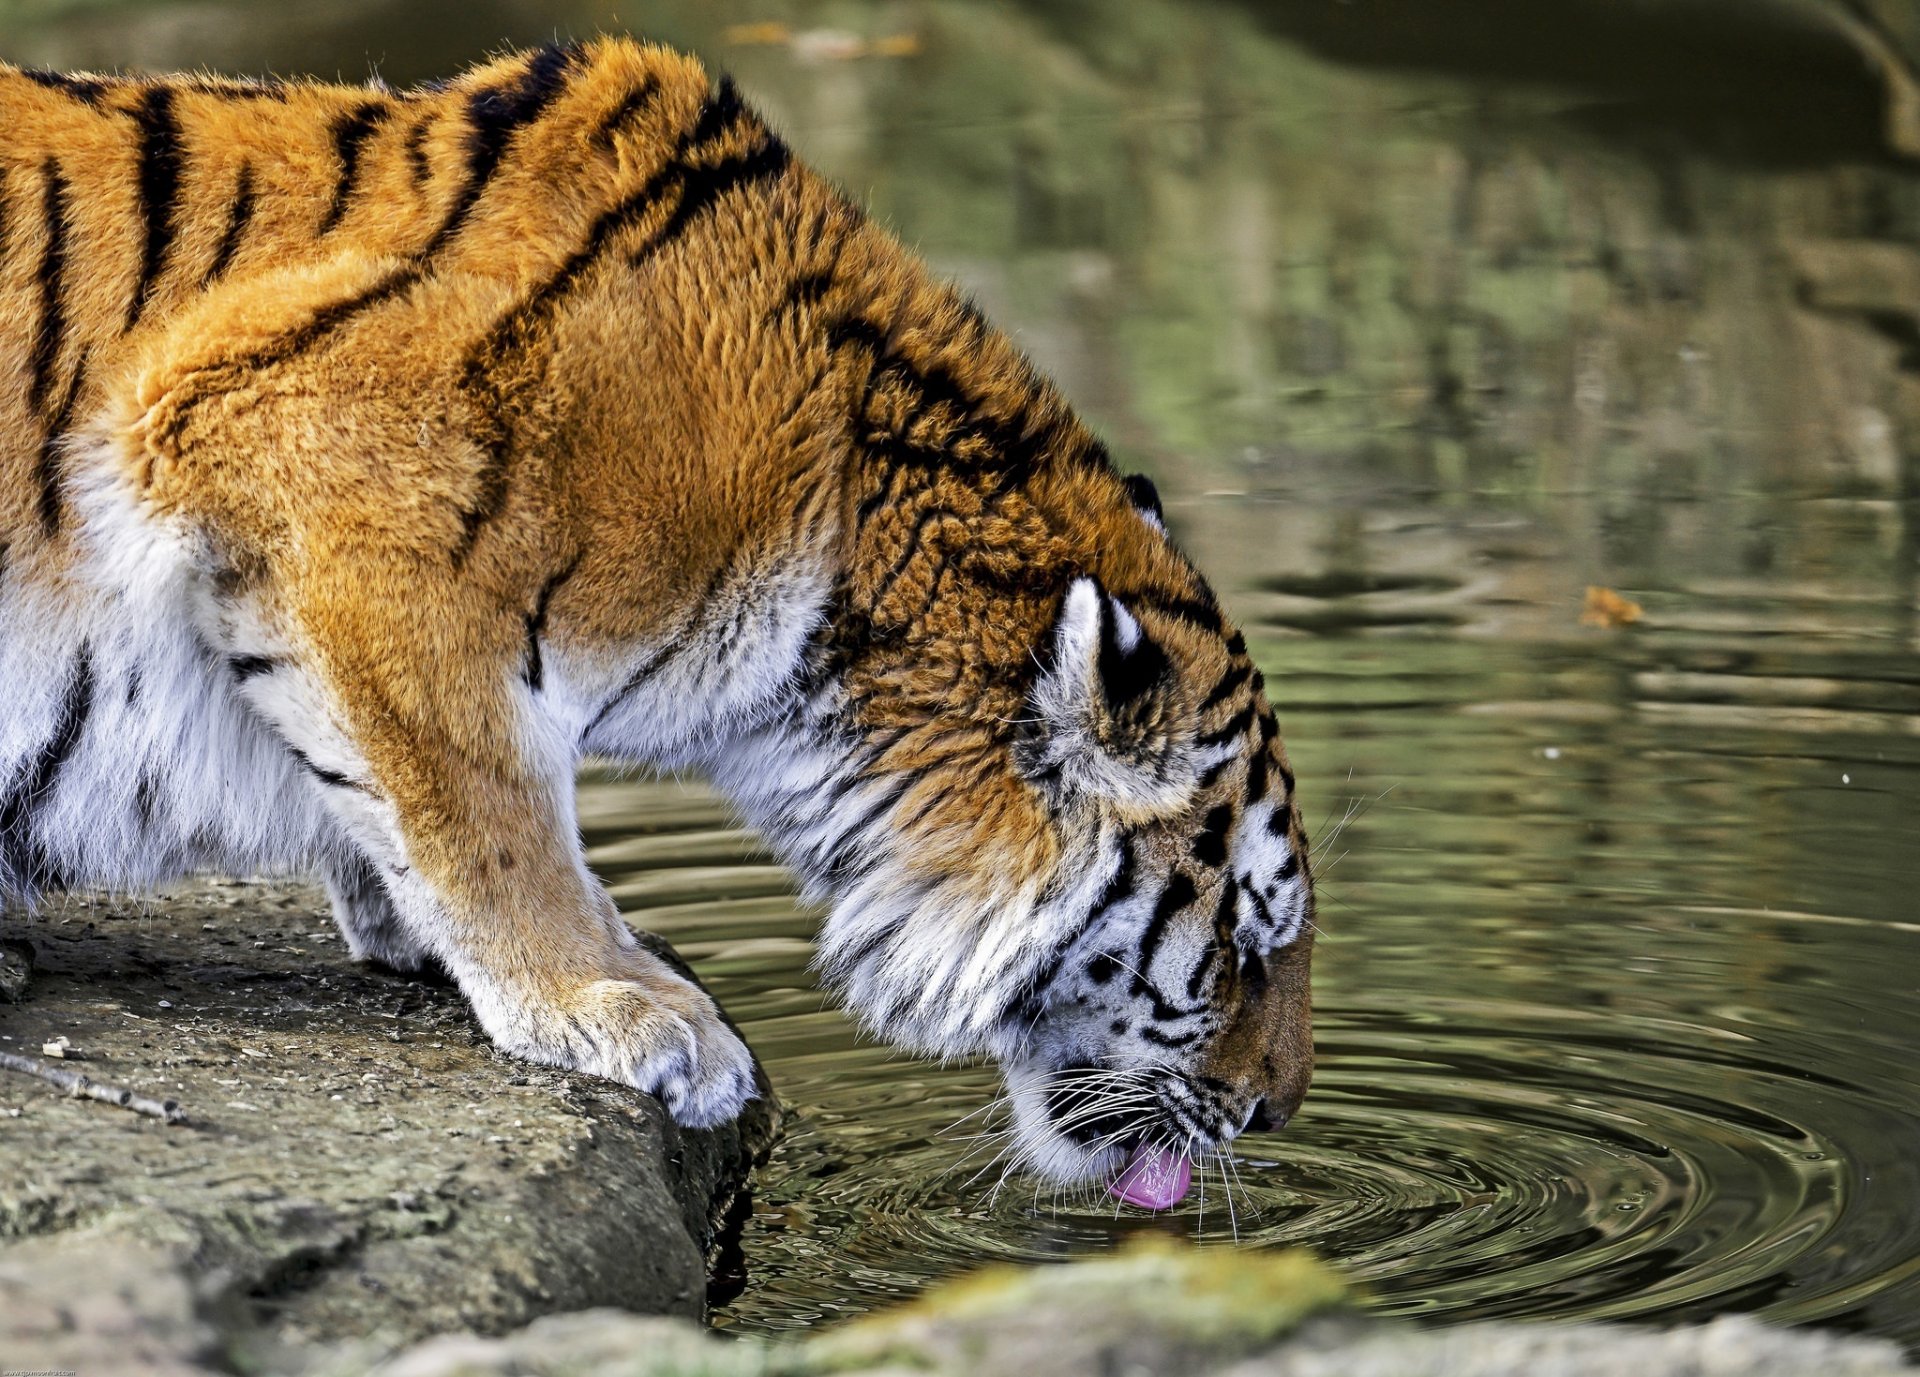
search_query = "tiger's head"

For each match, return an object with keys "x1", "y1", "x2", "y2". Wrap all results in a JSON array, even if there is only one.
[
  {"x1": 997, "y1": 550, "x2": 1315, "y2": 1202},
  {"x1": 992, "y1": 476, "x2": 1313, "y2": 1204},
  {"x1": 718, "y1": 450, "x2": 1313, "y2": 1205}
]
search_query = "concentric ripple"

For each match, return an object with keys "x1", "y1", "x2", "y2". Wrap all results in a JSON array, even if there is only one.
[
  {"x1": 685, "y1": 990, "x2": 1910, "y2": 1338},
  {"x1": 578, "y1": 592, "x2": 1920, "y2": 1348}
]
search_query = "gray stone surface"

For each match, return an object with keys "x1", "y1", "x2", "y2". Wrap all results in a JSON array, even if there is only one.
[
  {"x1": 0, "y1": 879, "x2": 778, "y2": 1373},
  {"x1": 1227, "y1": 1314, "x2": 1915, "y2": 1377},
  {"x1": 338, "y1": 1244, "x2": 1917, "y2": 1377}
]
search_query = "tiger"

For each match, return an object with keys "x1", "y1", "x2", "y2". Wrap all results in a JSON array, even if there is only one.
[{"x1": 0, "y1": 37, "x2": 1314, "y2": 1204}]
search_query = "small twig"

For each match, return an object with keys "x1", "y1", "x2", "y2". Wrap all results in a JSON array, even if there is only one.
[{"x1": 0, "y1": 1049, "x2": 188, "y2": 1124}]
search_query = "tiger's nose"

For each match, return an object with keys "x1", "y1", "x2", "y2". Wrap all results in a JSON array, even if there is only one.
[{"x1": 1243, "y1": 1097, "x2": 1291, "y2": 1133}]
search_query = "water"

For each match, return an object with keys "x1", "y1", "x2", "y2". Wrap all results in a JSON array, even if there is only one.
[
  {"x1": 584, "y1": 490, "x2": 1920, "y2": 1340},
  {"x1": 6, "y1": 0, "x2": 1919, "y2": 1348}
]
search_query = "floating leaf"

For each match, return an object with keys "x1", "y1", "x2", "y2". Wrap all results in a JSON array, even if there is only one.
[{"x1": 1580, "y1": 585, "x2": 1643, "y2": 629}]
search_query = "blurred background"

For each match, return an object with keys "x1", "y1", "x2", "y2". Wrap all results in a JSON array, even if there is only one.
[{"x1": 4, "y1": 0, "x2": 1917, "y2": 1350}]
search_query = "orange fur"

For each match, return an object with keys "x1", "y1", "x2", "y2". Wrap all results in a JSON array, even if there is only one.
[{"x1": 0, "y1": 38, "x2": 1313, "y2": 1149}]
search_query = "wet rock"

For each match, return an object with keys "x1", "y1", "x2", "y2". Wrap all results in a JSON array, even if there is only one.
[
  {"x1": 0, "y1": 879, "x2": 779, "y2": 1373},
  {"x1": 808, "y1": 1238, "x2": 1351, "y2": 1377}
]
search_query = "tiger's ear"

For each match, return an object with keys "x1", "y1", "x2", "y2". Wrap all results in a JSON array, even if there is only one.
[{"x1": 1018, "y1": 577, "x2": 1197, "y2": 814}]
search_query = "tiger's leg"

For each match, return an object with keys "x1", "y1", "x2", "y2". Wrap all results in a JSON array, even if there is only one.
[
  {"x1": 237, "y1": 579, "x2": 755, "y2": 1128},
  {"x1": 318, "y1": 847, "x2": 431, "y2": 974}
]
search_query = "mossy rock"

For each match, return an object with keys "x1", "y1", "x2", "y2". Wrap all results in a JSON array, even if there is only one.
[{"x1": 803, "y1": 1238, "x2": 1351, "y2": 1376}]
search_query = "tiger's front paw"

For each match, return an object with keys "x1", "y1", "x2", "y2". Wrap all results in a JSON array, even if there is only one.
[
  {"x1": 488, "y1": 957, "x2": 758, "y2": 1128},
  {"x1": 572, "y1": 970, "x2": 758, "y2": 1128}
]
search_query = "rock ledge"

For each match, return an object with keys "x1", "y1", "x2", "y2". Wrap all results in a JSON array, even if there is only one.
[{"x1": 0, "y1": 878, "x2": 778, "y2": 1374}]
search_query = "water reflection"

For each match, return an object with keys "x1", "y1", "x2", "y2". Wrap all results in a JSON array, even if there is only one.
[{"x1": 5, "y1": 0, "x2": 1917, "y2": 1349}]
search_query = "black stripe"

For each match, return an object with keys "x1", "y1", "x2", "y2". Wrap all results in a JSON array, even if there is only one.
[
  {"x1": 1137, "y1": 870, "x2": 1196, "y2": 973},
  {"x1": 404, "y1": 117, "x2": 433, "y2": 187},
  {"x1": 628, "y1": 136, "x2": 790, "y2": 265},
  {"x1": 522, "y1": 557, "x2": 579, "y2": 690},
  {"x1": 826, "y1": 314, "x2": 888, "y2": 360},
  {"x1": 1186, "y1": 947, "x2": 1223, "y2": 1004},
  {"x1": 1197, "y1": 704, "x2": 1255, "y2": 749},
  {"x1": 1092, "y1": 836, "x2": 1138, "y2": 914},
  {"x1": 422, "y1": 43, "x2": 582, "y2": 259},
  {"x1": 438, "y1": 84, "x2": 692, "y2": 567},
  {"x1": 20, "y1": 68, "x2": 111, "y2": 105},
  {"x1": 468, "y1": 81, "x2": 674, "y2": 342},
  {"x1": 1131, "y1": 591, "x2": 1223, "y2": 635},
  {"x1": 187, "y1": 76, "x2": 286, "y2": 101},
  {"x1": 450, "y1": 420, "x2": 513, "y2": 568},
  {"x1": 824, "y1": 312, "x2": 1075, "y2": 502},
  {"x1": 855, "y1": 463, "x2": 910, "y2": 527},
  {"x1": 903, "y1": 552, "x2": 954, "y2": 628},
  {"x1": 227, "y1": 654, "x2": 275, "y2": 680},
  {"x1": 35, "y1": 355, "x2": 86, "y2": 534},
  {"x1": 1190, "y1": 804, "x2": 1233, "y2": 867},
  {"x1": 590, "y1": 75, "x2": 660, "y2": 150},
  {"x1": 1240, "y1": 875, "x2": 1277, "y2": 930},
  {"x1": 289, "y1": 748, "x2": 355, "y2": 789},
  {"x1": 586, "y1": 647, "x2": 673, "y2": 736},
  {"x1": 202, "y1": 163, "x2": 255, "y2": 286},
  {"x1": 811, "y1": 764, "x2": 870, "y2": 823},
  {"x1": 1198, "y1": 661, "x2": 1252, "y2": 713},
  {"x1": 1009, "y1": 836, "x2": 1138, "y2": 1021},
  {"x1": 126, "y1": 85, "x2": 184, "y2": 329},
  {"x1": 1130, "y1": 975, "x2": 1204, "y2": 1024},
  {"x1": 868, "y1": 354, "x2": 1016, "y2": 458},
  {"x1": 0, "y1": 648, "x2": 95, "y2": 891},
  {"x1": 684, "y1": 75, "x2": 746, "y2": 150},
  {"x1": 319, "y1": 100, "x2": 391, "y2": 235},
  {"x1": 28, "y1": 159, "x2": 70, "y2": 417},
  {"x1": 833, "y1": 910, "x2": 912, "y2": 987},
  {"x1": 1140, "y1": 1024, "x2": 1201, "y2": 1049},
  {"x1": 774, "y1": 267, "x2": 836, "y2": 316},
  {"x1": 1212, "y1": 879, "x2": 1240, "y2": 944},
  {"x1": 815, "y1": 776, "x2": 917, "y2": 883},
  {"x1": 1245, "y1": 751, "x2": 1269, "y2": 805}
]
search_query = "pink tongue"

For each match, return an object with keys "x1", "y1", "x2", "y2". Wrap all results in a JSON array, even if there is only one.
[{"x1": 1107, "y1": 1144, "x2": 1194, "y2": 1209}]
